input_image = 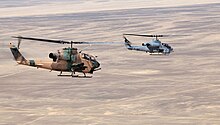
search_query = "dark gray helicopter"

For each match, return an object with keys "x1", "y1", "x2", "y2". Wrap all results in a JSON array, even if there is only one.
[{"x1": 123, "y1": 34, "x2": 174, "y2": 55}]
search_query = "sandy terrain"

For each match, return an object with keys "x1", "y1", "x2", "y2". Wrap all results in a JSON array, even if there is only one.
[
  {"x1": 0, "y1": 2, "x2": 220, "y2": 125},
  {"x1": 0, "y1": 0, "x2": 220, "y2": 18}
]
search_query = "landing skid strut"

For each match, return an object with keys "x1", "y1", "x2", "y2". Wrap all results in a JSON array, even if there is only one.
[{"x1": 57, "y1": 71, "x2": 92, "y2": 78}]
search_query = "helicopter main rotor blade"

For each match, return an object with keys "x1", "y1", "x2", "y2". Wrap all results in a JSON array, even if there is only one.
[
  {"x1": 12, "y1": 36, "x2": 123, "y2": 45},
  {"x1": 123, "y1": 34, "x2": 167, "y2": 37},
  {"x1": 72, "y1": 41, "x2": 123, "y2": 45},
  {"x1": 12, "y1": 36, "x2": 70, "y2": 44},
  {"x1": 123, "y1": 34, "x2": 189, "y2": 37}
]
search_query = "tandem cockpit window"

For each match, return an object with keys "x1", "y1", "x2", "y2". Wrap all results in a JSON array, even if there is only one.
[
  {"x1": 162, "y1": 43, "x2": 168, "y2": 46},
  {"x1": 82, "y1": 53, "x2": 90, "y2": 60},
  {"x1": 82, "y1": 53, "x2": 96, "y2": 61},
  {"x1": 155, "y1": 40, "x2": 161, "y2": 43}
]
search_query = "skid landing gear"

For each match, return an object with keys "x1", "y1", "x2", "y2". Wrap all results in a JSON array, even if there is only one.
[
  {"x1": 57, "y1": 71, "x2": 92, "y2": 78},
  {"x1": 72, "y1": 75, "x2": 92, "y2": 78},
  {"x1": 71, "y1": 72, "x2": 92, "y2": 78},
  {"x1": 57, "y1": 71, "x2": 63, "y2": 76}
]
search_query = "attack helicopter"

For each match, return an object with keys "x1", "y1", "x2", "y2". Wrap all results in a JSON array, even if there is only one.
[
  {"x1": 9, "y1": 36, "x2": 101, "y2": 78},
  {"x1": 123, "y1": 34, "x2": 174, "y2": 55}
]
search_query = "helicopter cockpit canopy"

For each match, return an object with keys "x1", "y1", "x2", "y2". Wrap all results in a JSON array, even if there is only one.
[
  {"x1": 153, "y1": 39, "x2": 161, "y2": 43},
  {"x1": 82, "y1": 53, "x2": 96, "y2": 61},
  {"x1": 162, "y1": 43, "x2": 171, "y2": 49}
]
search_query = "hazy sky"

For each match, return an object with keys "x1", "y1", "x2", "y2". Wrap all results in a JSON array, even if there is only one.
[{"x1": 0, "y1": 0, "x2": 219, "y2": 17}]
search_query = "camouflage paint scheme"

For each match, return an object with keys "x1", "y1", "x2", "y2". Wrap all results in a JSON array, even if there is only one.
[{"x1": 9, "y1": 43, "x2": 100, "y2": 76}]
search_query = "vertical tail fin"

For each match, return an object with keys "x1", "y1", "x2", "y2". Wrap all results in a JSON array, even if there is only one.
[
  {"x1": 124, "y1": 36, "x2": 132, "y2": 49},
  {"x1": 9, "y1": 43, "x2": 28, "y2": 65}
]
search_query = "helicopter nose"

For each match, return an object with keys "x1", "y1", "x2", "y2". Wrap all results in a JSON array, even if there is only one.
[
  {"x1": 171, "y1": 48, "x2": 174, "y2": 52},
  {"x1": 93, "y1": 61, "x2": 100, "y2": 69},
  {"x1": 91, "y1": 59, "x2": 100, "y2": 69},
  {"x1": 89, "y1": 60, "x2": 100, "y2": 74}
]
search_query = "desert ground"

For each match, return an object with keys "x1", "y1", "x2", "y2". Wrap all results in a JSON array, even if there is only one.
[{"x1": 0, "y1": 1, "x2": 220, "y2": 125}]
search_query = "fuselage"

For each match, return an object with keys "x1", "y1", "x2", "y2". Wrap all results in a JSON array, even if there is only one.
[
  {"x1": 124, "y1": 37, "x2": 173, "y2": 54},
  {"x1": 9, "y1": 44, "x2": 100, "y2": 74}
]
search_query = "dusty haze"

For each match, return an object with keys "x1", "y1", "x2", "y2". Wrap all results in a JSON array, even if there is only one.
[
  {"x1": 0, "y1": 0, "x2": 220, "y2": 17},
  {"x1": 0, "y1": 1, "x2": 220, "y2": 125}
]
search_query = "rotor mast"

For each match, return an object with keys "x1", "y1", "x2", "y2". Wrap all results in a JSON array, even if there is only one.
[{"x1": 71, "y1": 41, "x2": 73, "y2": 48}]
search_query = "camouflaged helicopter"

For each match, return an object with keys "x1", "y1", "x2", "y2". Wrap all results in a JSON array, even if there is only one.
[
  {"x1": 10, "y1": 36, "x2": 101, "y2": 78},
  {"x1": 123, "y1": 34, "x2": 174, "y2": 55}
]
